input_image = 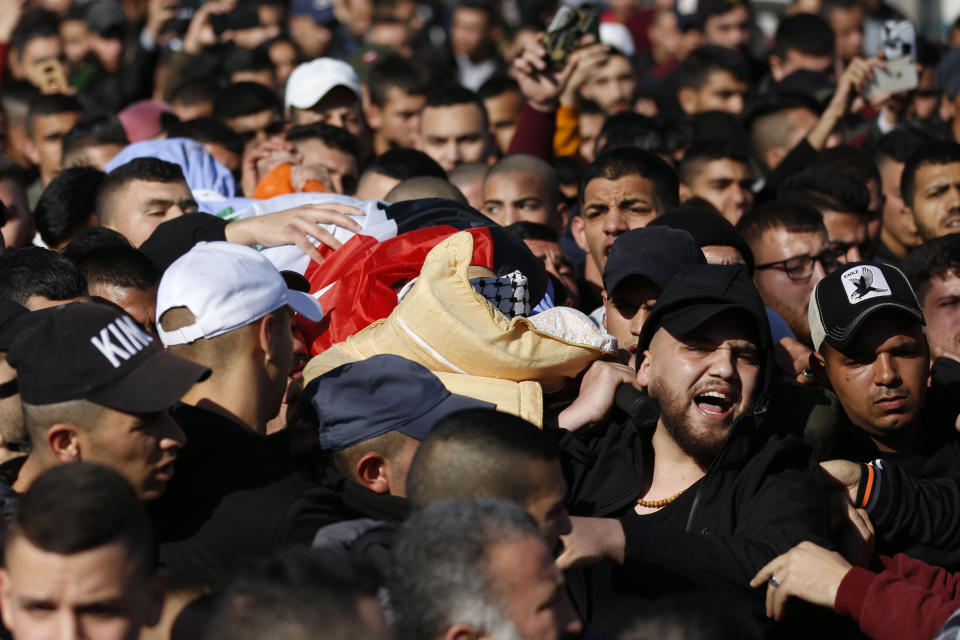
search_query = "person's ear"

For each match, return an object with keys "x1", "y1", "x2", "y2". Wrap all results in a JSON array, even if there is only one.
[
  {"x1": 47, "y1": 424, "x2": 82, "y2": 462},
  {"x1": 677, "y1": 87, "x2": 697, "y2": 115},
  {"x1": 23, "y1": 138, "x2": 39, "y2": 166},
  {"x1": 556, "y1": 198, "x2": 570, "y2": 232},
  {"x1": 257, "y1": 313, "x2": 277, "y2": 363},
  {"x1": 809, "y1": 349, "x2": 829, "y2": 388},
  {"x1": 364, "y1": 101, "x2": 382, "y2": 130},
  {"x1": 637, "y1": 350, "x2": 653, "y2": 387},
  {"x1": 679, "y1": 182, "x2": 693, "y2": 202},
  {"x1": 355, "y1": 452, "x2": 390, "y2": 494},
  {"x1": 571, "y1": 215, "x2": 588, "y2": 252},
  {"x1": 443, "y1": 624, "x2": 483, "y2": 640},
  {"x1": 769, "y1": 54, "x2": 784, "y2": 82}
]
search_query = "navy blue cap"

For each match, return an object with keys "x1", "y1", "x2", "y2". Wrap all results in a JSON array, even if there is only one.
[
  {"x1": 291, "y1": 0, "x2": 335, "y2": 25},
  {"x1": 602, "y1": 226, "x2": 706, "y2": 295},
  {"x1": 303, "y1": 355, "x2": 495, "y2": 452}
]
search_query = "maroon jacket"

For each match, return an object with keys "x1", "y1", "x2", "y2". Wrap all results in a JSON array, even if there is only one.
[{"x1": 836, "y1": 554, "x2": 960, "y2": 640}]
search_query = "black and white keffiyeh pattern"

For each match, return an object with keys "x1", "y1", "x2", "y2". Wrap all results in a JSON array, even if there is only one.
[{"x1": 470, "y1": 270, "x2": 531, "y2": 318}]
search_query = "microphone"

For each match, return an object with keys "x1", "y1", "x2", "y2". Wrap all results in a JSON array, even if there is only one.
[{"x1": 613, "y1": 384, "x2": 659, "y2": 428}]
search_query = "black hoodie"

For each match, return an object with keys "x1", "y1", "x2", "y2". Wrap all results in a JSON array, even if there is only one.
[{"x1": 554, "y1": 266, "x2": 834, "y2": 634}]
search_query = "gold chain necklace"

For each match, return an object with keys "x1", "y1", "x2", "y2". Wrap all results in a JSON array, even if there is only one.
[{"x1": 636, "y1": 488, "x2": 686, "y2": 509}]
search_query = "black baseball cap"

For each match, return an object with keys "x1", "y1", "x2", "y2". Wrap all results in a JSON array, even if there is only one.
[
  {"x1": 602, "y1": 227, "x2": 706, "y2": 295},
  {"x1": 636, "y1": 264, "x2": 769, "y2": 364},
  {"x1": 650, "y1": 206, "x2": 755, "y2": 273},
  {"x1": 7, "y1": 303, "x2": 209, "y2": 413},
  {"x1": 808, "y1": 262, "x2": 924, "y2": 352},
  {"x1": 0, "y1": 299, "x2": 28, "y2": 351},
  {"x1": 302, "y1": 354, "x2": 494, "y2": 452}
]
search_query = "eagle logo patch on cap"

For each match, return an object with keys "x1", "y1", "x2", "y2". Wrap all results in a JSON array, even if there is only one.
[{"x1": 841, "y1": 265, "x2": 890, "y2": 304}]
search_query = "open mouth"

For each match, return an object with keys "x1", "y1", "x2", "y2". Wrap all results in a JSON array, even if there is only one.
[
  {"x1": 694, "y1": 390, "x2": 736, "y2": 419},
  {"x1": 155, "y1": 461, "x2": 176, "y2": 483}
]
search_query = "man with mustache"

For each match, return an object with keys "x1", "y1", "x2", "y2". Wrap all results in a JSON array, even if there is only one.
[
  {"x1": 807, "y1": 264, "x2": 960, "y2": 515},
  {"x1": 902, "y1": 141, "x2": 960, "y2": 241},
  {"x1": 553, "y1": 265, "x2": 830, "y2": 633}
]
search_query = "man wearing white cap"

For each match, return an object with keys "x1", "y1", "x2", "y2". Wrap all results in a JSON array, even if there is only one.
[
  {"x1": 285, "y1": 57, "x2": 367, "y2": 142},
  {"x1": 149, "y1": 241, "x2": 333, "y2": 584}
]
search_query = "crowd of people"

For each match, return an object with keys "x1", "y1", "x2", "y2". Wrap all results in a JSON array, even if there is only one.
[{"x1": 0, "y1": 0, "x2": 957, "y2": 637}]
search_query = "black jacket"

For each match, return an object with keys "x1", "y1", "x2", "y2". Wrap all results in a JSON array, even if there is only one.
[
  {"x1": 149, "y1": 404, "x2": 350, "y2": 587},
  {"x1": 555, "y1": 329, "x2": 833, "y2": 634}
]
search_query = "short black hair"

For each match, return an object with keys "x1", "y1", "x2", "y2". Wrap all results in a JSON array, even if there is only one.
[
  {"x1": 691, "y1": 111, "x2": 747, "y2": 147},
  {"x1": 771, "y1": 13, "x2": 835, "y2": 60},
  {"x1": 0, "y1": 246, "x2": 87, "y2": 305},
  {"x1": 424, "y1": 85, "x2": 488, "y2": 127},
  {"x1": 0, "y1": 154, "x2": 27, "y2": 188},
  {"x1": 96, "y1": 158, "x2": 187, "y2": 225},
  {"x1": 745, "y1": 91, "x2": 822, "y2": 166},
  {"x1": 873, "y1": 130, "x2": 931, "y2": 166},
  {"x1": 901, "y1": 141, "x2": 960, "y2": 208},
  {"x1": 553, "y1": 156, "x2": 582, "y2": 187},
  {"x1": 168, "y1": 76, "x2": 219, "y2": 108},
  {"x1": 361, "y1": 148, "x2": 446, "y2": 181},
  {"x1": 904, "y1": 234, "x2": 960, "y2": 303},
  {"x1": 6, "y1": 463, "x2": 154, "y2": 576},
  {"x1": 812, "y1": 145, "x2": 880, "y2": 190},
  {"x1": 0, "y1": 80, "x2": 39, "y2": 127},
  {"x1": 578, "y1": 97, "x2": 603, "y2": 115},
  {"x1": 696, "y1": 0, "x2": 749, "y2": 27},
  {"x1": 406, "y1": 408, "x2": 560, "y2": 508},
  {"x1": 165, "y1": 117, "x2": 245, "y2": 156},
  {"x1": 222, "y1": 45, "x2": 274, "y2": 78},
  {"x1": 736, "y1": 200, "x2": 825, "y2": 247},
  {"x1": 679, "y1": 45, "x2": 750, "y2": 88},
  {"x1": 66, "y1": 235, "x2": 160, "y2": 292},
  {"x1": 61, "y1": 114, "x2": 129, "y2": 162},
  {"x1": 477, "y1": 75, "x2": 520, "y2": 101},
  {"x1": 504, "y1": 221, "x2": 559, "y2": 242},
  {"x1": 368, "y1": 57, "x2": 430, "y2": 107},
  {"x1": 779, "y1": 168, "x2": 870, "y2": 217},
  {"x1": 580, "y1": 147, "x2": 680, "y2": 212},
  {"x1": 10, "y1": 8, "x2": 59, "y2": 59},
  {"x1": 454, "y1": 0, "x2": 497, "y2": 24},
  {"x1": 596, "y1": 112, "x2": 662, "y2": 155},
  {"x1": 26, "y1": 94, "x2": 84, "y2": 138},
  {"x1": 213, "y1": 82, "x2": 282, "y2": 121},
  {"x1": 204, "y1": 548, "x2": 379, "y2": 640},
  {"x1": 678, "y1": 138, "x2": 750, "y2": 185},
  {"x1": 34, "y1": 167, "x2": 105, "y2": 248},
  {"x1": 286, "y1": 122, "x2": 359, "y2": 157}
]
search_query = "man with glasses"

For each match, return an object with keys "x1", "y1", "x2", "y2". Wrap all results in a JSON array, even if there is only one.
[{"x1": 737, "y1": 201, "x2": 841, "y2": 350}]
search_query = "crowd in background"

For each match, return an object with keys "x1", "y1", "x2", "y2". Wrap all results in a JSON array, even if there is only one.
[{"x1": 0, "y1": 0, "x2": 958, "y2": 637}]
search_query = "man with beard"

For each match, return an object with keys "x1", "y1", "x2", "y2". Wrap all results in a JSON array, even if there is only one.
[
  {"x1": 901, "y1": 141, "x2": 960, "y2": 241},
  {"x1": 550, "y1": 264, "x2": 830, "y2": 633}
]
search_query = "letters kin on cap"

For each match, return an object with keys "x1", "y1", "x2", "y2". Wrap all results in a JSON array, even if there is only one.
[{"x1": 90, "y1": 316, "x2": 154, "y2": 368}]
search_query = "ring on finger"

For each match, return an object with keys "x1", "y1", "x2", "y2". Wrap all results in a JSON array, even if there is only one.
[{"x1": 769, "y1": 573, "x2": 780, "y2": 588}]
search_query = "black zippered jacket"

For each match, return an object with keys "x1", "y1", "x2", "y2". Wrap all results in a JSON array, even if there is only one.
[{"x1": 553, "y1": 339, "x2": 833, "y2": 632}]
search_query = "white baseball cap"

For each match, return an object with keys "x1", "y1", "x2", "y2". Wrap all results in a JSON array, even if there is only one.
[
  {"x1": 156, "y1": 242, "x2": 323, "y2": 347},
  {"x1": 285, "y1": 58, "x2": 362, "y2": 112}
]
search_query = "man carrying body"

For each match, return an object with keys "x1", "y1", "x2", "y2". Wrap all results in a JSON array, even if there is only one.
[
  {"x1": 554, "y1": 264, "x2": 830, "y2": 632},
  {"x1": 150, "y1": 241, "x2": 332, "y2": 584}
]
